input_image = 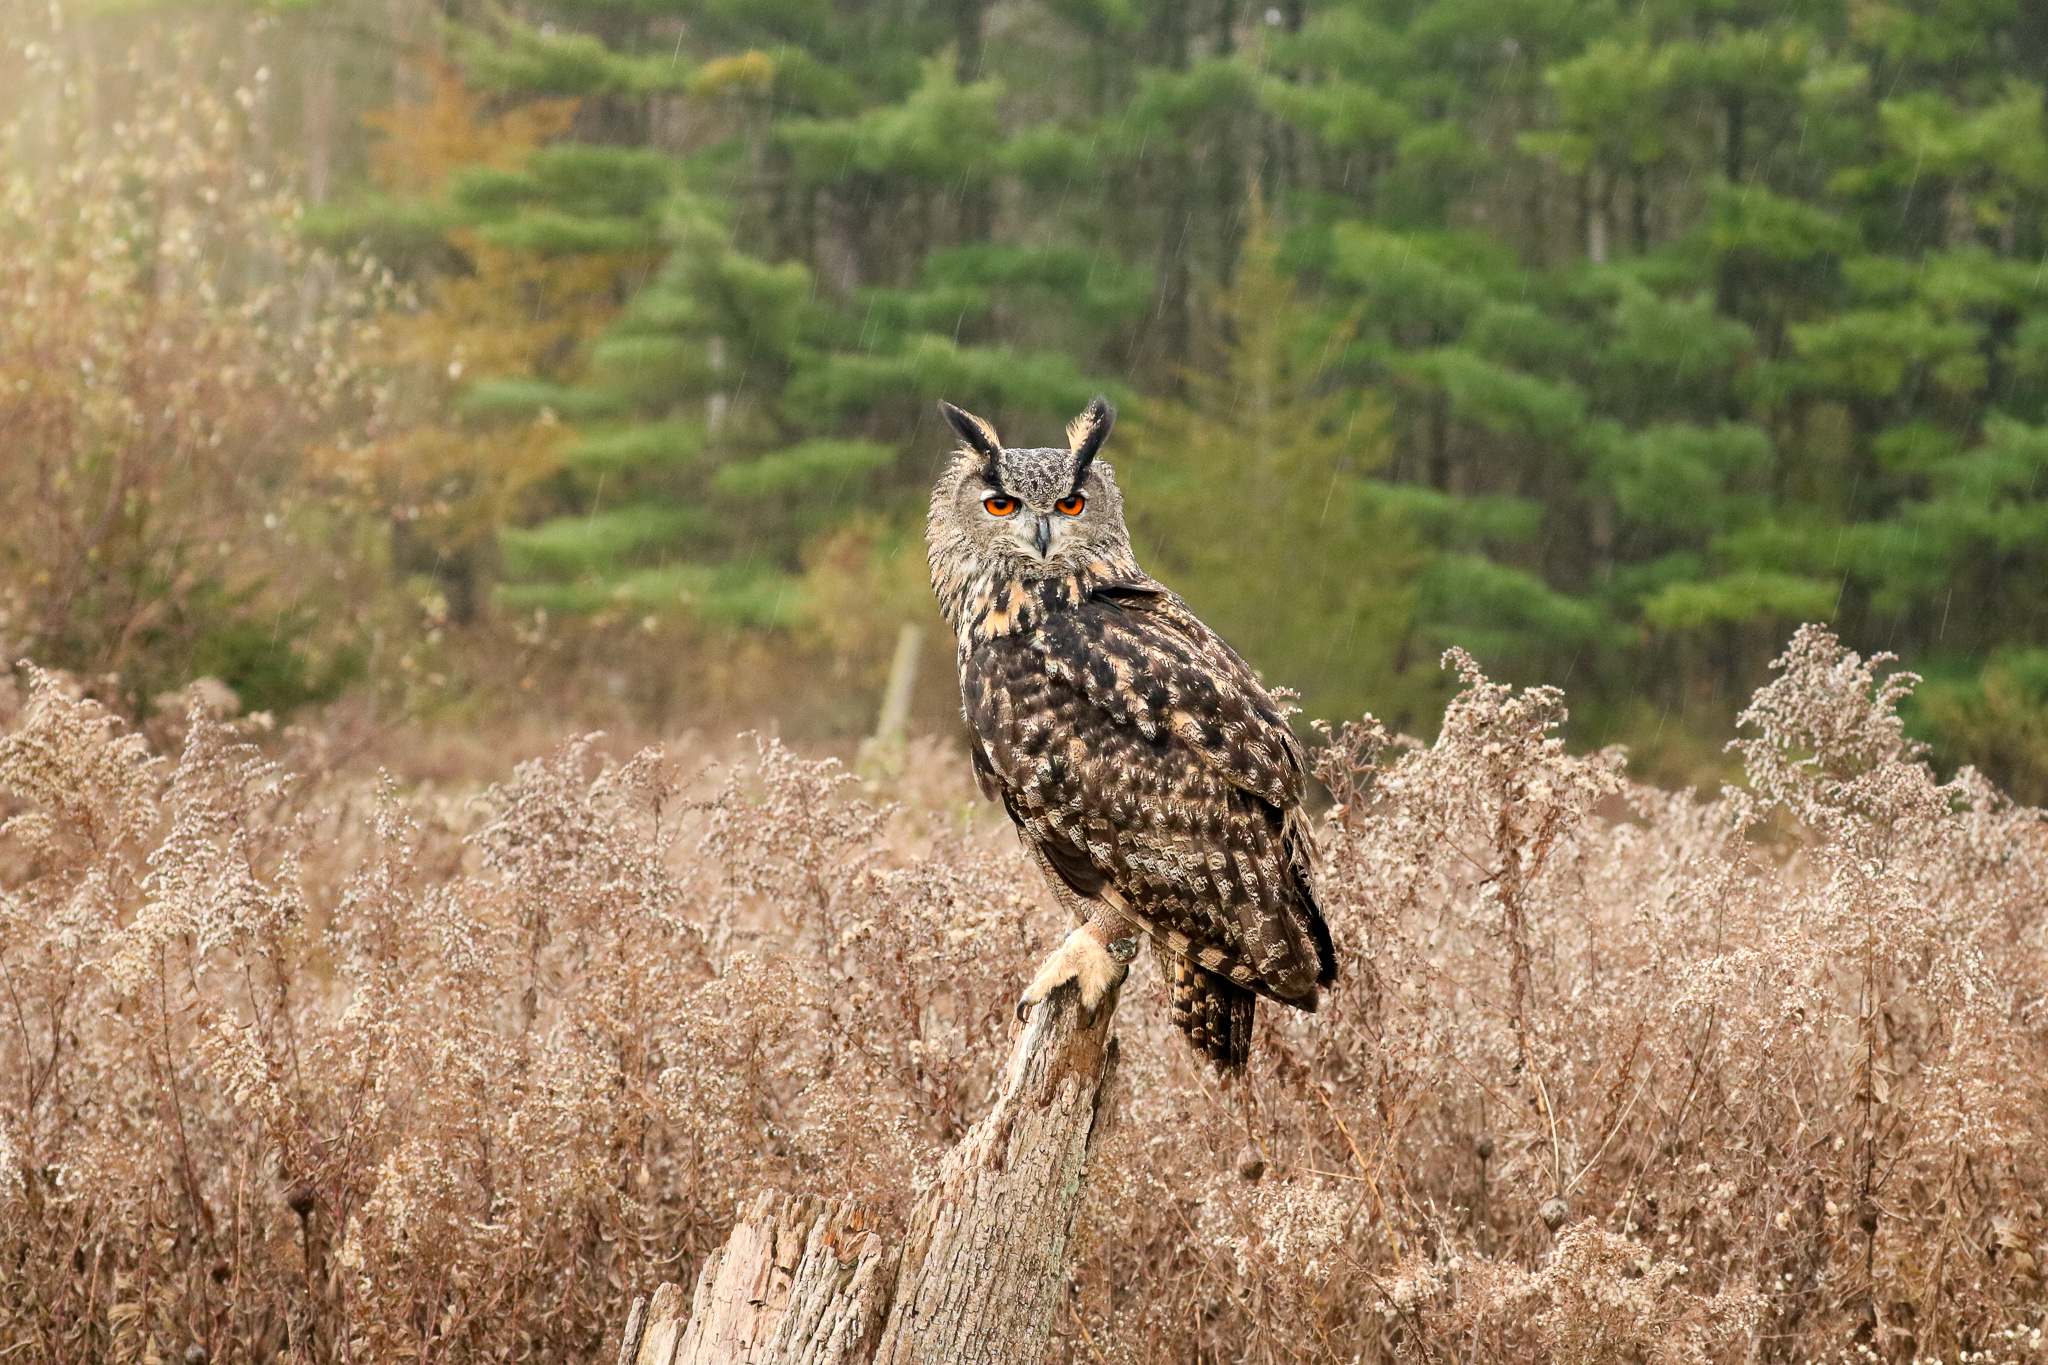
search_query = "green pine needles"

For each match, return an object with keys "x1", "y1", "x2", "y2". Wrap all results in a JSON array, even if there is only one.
[{"x1": 166, "y1": 0, "x2": 2048, "y2": 781}]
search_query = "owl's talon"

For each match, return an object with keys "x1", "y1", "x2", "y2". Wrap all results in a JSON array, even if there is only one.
[{"x1": 1016, "y1": 924, "x2": 1130, "y2": 1024}]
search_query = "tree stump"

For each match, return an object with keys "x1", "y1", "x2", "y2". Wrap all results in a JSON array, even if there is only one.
[
  {"x1": 621, "y1": 1193, "x2": 896, "y2": 1365},
  {"x1": 615, "y1": 975, "x2": 1124, "y2": 1365}
]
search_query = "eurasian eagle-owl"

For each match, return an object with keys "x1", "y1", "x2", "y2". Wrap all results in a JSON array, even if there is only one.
[{"x1": 926, "y1": 396, "x2": 1336, "y2": 1072}]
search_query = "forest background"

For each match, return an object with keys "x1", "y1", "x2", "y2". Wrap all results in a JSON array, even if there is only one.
[
  {"x1": 13, "y1": 3, "x2": 2048, "y2": 1362},
  {"x1": 5, "y1": 0, "x2": 2048, "y2": 787}
]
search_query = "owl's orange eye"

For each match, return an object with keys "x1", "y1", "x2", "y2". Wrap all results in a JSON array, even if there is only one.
[
  {"x1": 1055, "y1": 493, "x2": 1086, "y2": 516},
  {"x1": 983, "y1": 495, "x2": 1018, "y2": 517}
]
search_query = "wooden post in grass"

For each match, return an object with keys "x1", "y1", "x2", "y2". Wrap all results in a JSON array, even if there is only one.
[
  {"x1": 857, "y1": 624, "x2": 923, "y2": 779},
  {"x1": 616, "y1": 976, "x2": 1123, "y2": 1365}
]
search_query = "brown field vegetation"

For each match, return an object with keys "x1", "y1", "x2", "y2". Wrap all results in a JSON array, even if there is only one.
[{"x1": 3, "y1": 625, "x2": 2046, "y2": 1364}]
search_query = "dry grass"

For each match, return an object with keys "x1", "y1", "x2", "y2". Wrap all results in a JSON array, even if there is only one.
[{"x1": 3, "y1": 625, "x2": 2046, "y2": 1364}]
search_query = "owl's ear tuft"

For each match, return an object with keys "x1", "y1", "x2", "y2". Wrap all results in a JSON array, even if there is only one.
[
  {"x1": 939, "y1": 400, "x2": 1003, "y2": 464},
  {"x1": 1066, "y1": 395, "x2": 1115, "y2": 485}
]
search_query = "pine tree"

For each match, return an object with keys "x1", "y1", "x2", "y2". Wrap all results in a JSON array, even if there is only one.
[
  {"x1": 310, "y1": 64, "x2": 660, "y2": 633},
  {"x1": 1117, "y1": 207, "x2": 1422, "y2": 727},
  {"x1": 485, "y1": 51, "x2": 1122, "y2": 628},
  {"x1": 1260, "y1": 0, "x2": 2048, "y2": 774}
]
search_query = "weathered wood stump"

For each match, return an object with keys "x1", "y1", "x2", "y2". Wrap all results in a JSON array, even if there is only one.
[
  {"x1": 620, "y1": 1194, "x2": 896, "y2": 1365},
  {"x1": 616, "y1": 975, "x2": 1123, "y2": 1365}
]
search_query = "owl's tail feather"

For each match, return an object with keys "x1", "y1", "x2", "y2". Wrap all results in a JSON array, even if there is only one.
[{"x1": 1172, "y1": 955, "x2": 1256, "y2": 1075}]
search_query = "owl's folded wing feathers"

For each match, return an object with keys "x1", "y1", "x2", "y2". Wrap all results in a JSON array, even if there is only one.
[{"x1": 963, "y1": 580, "x2": 1335, "y2": 1008}]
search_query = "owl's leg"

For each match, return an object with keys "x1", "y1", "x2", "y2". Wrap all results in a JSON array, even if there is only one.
[{"x1": 1015, "y1": 904, "x2": 1139, "y2": 1023}]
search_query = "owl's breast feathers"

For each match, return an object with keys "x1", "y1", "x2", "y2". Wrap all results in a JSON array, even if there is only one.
[{"x1": 958, "y1": 566, "x2": 1337, "y2": 1013}]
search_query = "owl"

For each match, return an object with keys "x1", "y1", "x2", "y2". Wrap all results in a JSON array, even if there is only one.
[{"x1": 926, "y1": 396, "x2": 1336, "y2": 1072}]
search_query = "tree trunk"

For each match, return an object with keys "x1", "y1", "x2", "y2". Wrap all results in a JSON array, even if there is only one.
[
  {"x1": 614, "y1": 976, "x2": 1124, "y2": 1365},
  {"x1": 953, "y1": 0, "x2": 986, "y2": 83}
]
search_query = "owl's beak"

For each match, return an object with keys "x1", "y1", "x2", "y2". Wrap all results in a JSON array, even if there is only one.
[{"x1": 1031, "y1": 514, "x2": 1052, "y2": 558}]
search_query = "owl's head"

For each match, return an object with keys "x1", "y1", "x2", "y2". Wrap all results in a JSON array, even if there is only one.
[{"x1": 927, "y1": 396, "x2": 1133, "y2": 579}]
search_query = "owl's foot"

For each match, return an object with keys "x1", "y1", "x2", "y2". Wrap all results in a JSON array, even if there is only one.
[{"x1": 1016, "y1": 911, "x2": 1138, "y2": 1024}]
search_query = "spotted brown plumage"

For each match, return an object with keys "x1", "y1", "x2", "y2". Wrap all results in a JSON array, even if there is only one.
[{"x1": 927, "y1": 397, "x2": 1336, "y2": 1073}]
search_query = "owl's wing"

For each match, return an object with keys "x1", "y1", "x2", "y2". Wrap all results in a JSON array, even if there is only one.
[{"x1": 964, "y1": 580, "x2": 1335, "y2": 1009}]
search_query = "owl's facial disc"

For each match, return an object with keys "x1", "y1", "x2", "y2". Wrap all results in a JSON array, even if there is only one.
[{"x1": 941, "y1": 425, "x2": 1125, "y2": 580}]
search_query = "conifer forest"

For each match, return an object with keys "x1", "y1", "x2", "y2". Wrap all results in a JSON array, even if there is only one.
[{"x1": 5, "y1": 0, "x2": 2048, "y2": 1361}]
